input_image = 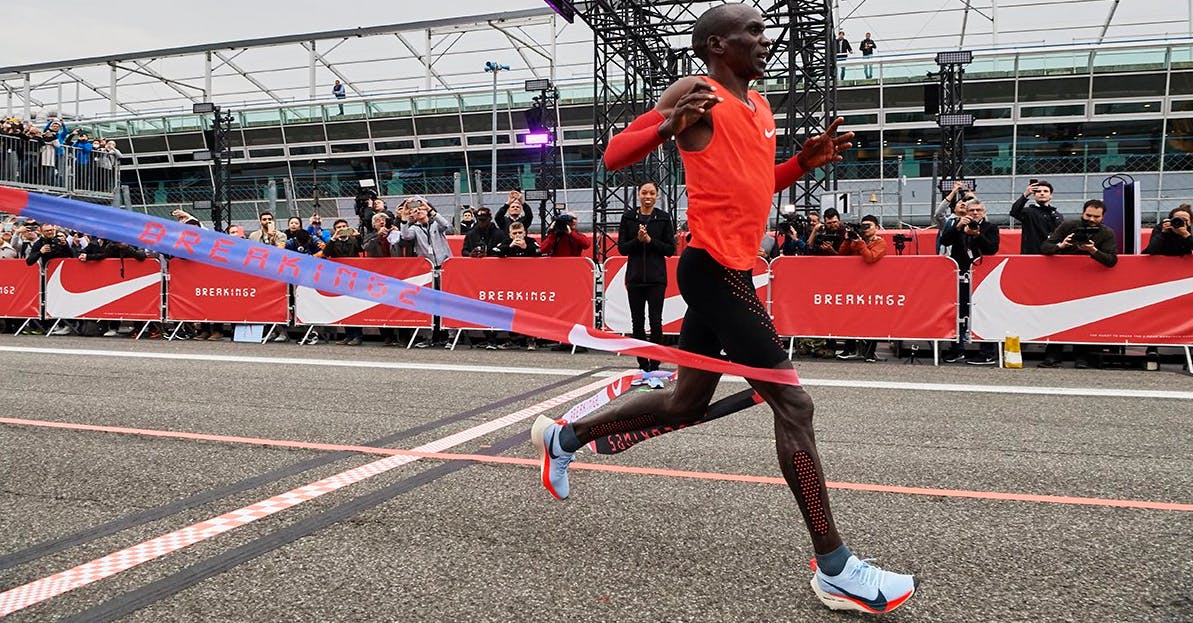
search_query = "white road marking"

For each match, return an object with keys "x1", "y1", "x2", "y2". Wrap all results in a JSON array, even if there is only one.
[{"x1": 2, "y1": 344, "x2": 1189, "y2": 401}]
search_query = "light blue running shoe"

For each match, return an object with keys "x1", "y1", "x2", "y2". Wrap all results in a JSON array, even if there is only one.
[
  {"x1": 810, "y1": 555, "x2": 917, "y2": 614},
  {"x1": 531, "y1": 415, "x2": 575, "y2": 500}
]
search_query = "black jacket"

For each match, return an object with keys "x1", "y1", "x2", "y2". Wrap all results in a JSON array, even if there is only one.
[
  {"x1": 1040, "y1": 219, "x2": 1118, "y2": 267},
  {"x1": 1010, "y1": 196, "x2": 1063, "y2": 254},
  {"x1": 617, "y1": 208, "x2": 676, "y2": 286},
  {"x1": 24, "y1": 235, "x2": 74, "y2": 266},
  {"x1": 493, "y1": 236, "x2": 541, "y2": 257},
  {"x1": 322, "y1": 235, "x2": 363, "y2": 258},
  {"x1": 1143, "y1": 224, "x2": 1193, "y2": 256},
  {"x1": 80, "y1": 240, "x2": 147, "y2": 261},
  {"x1": 938, "y1": 219, "x2": 999, "y2": 273},
  {"x1": 462, "y1": 224, "x2": 508, "y2": 257},
  {"x1": 495, "y1": 203, "x2": 533, "y2": 232}
]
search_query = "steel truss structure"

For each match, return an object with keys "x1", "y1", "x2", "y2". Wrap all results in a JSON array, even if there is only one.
[{"x1": 578, "y1": 0, "x2": 836, "y2": 262}]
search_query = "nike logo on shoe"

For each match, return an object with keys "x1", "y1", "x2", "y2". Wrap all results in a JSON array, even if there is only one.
[{"x1": 822, "y1": 580, "x2": 888, "y2": 612}]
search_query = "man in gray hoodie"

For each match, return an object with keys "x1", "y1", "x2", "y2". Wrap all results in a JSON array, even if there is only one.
[{"x1": 392, "y1": 196, "x2": 451, "y2": 267}]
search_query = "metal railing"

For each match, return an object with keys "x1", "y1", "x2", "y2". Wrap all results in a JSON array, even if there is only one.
[{"x1": 0, "y1": 133, "x2": 121, "y2": 199}]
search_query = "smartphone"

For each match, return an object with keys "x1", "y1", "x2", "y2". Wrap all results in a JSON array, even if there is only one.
[{"x1": 1028, "y1": 179, "x2": 1038, "y2": 186}]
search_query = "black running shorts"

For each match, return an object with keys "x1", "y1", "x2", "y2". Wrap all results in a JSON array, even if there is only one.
[{"x1": 676, "y1": 247, "x2": 788, "y2": 370}]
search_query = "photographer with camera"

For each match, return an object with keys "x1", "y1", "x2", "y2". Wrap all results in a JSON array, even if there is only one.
[
  {"x1": 761, "y1": 208, "x2": 811, "y2": 258},
  {"x1": 24, "y1": 222, "x2": 74, "y2": 267},
  {"x1": 806, "y1": 207, "x2": 847, "y2": 255},
  {"x1": 354, "y1": 187, "x2": 380, "y2": 233},
  {"x1": 248, "y1": 212, "x2": 287, "y2": 248},
  {"x1": 939, "y1": 199, "x2": 1000, "y2": 365},
  {"x1": 1010, "y1": 179, "x2": 1063, "y2": 254},
  {"x1": 461, "y1": 207, "x2": 508, "y2": 258},
  {"x1": 1143, "y1": 204, "x2": 1193, "y2": 256},
  {"x1": 541, "y1": 212, "x2": 591, "y2": 257},
  {"x1": 835, "y1": 215, "x2": 887, "y2": 362},
  {"x1": 1038, "y1": 200, "x2": 1117, "y2": 368},
  {"x1": 618, "y1": 181, "x2": 677, "y2": 381},
  {"x1": 1040, "y1": 199, "x2": 1118, "y2": 268}
]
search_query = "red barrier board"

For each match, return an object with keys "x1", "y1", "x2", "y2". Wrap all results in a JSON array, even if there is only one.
[
  {"x1": 0, "y1": 260, "x2": 40, "y2": 319},
  {"x1": 603, "y1": 256, "x2": 769, "y2": 334},
  {"x1": 294, "y1": 257, "x2": 433, "y2": 327},
  {"x1": 770, "y1": 256, "x2": 959, "y2": 339},
  {"x1": 970, "y1": 255, "x2": 1193, "y2": 344},
  {"x1": 44, "y1": 258, "x2": 161, "y2": 321},
  {"x1": 440, "y1": 257, "x2": 594, "y2": 329},
  {"x1": 167, "y1": 259, "x2": 289, "y2": 323}
]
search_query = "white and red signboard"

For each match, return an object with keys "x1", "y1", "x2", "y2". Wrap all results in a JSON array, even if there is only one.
[
  {"x1": 971, "y1": 255, "x2": 1193, "y2": 344},
  {"x1": 294, "y1": 257, "x2": 433, "y2": 328},
  {"x1": 44, "y1": 257, "x2": 161, "y2": 321},
  {"x1": 603, "y1": 257, "x2": 769, "y2": 335},
  {"x1": 770, "y1": 256, "x2": 959, "y2": 339},
  {"x1": 167, "y1": 259, "x2": 289, "y2": 323},
  {"x1": 0, "y1": 260, "x2": 41, "y2": 319},
  {"x1": 440, "y1": 257, "x2": 595, "y2": 330}
]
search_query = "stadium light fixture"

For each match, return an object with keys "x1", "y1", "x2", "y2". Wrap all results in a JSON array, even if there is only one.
[
  {"x1": 937, "y1": 112, "x2": 976, "y2": 127},
  {"x1": 523, "y1": 132, "x2": 552, "y2": 146},
  {"x1": 192, "y1": 102, "x2": 217, "y2": 114},
  {"x1": 934, "y1": 51, "x2": 973, "y2": 65}
]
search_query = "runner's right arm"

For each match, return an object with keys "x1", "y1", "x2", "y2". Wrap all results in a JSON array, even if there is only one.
[{"x1": 604, "y1": 77, "x2": 720, "y2": 171}]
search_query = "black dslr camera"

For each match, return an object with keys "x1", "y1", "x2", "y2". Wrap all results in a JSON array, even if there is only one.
[
  {"x1": 1071, "y1": 226, "x2": 1102, "y2": 245},
  {"x1": 842, "y1": 221, "x2": 865, "y2": 240},
  {"x1": 1170, "y1": 216, "x2": 1187, "y2": 230},
  {"x1": 552, "y1": 213, "x2": 575, "y2": 235}
]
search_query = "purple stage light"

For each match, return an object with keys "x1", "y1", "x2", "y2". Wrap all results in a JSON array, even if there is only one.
[{"x1": 524, "y1": 132, "x2": 551, "y2": 145}]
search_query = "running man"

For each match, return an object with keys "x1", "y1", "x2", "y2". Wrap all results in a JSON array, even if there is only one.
[{"x1": 531, "y1": 4, "x2": 917, "y2": 615}]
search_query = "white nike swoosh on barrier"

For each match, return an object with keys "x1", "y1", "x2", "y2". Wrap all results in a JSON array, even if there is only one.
[
  {"x1": 294, "y1": 272, "x2": 432, "y2": 324},
  {"x1": 44, "y1": 264, "x2": 160, "y2": 319},
  {"x1": 567, "y1": 324, "x2": 651, "y2": 351},
  {"x1": 971, "y1": 258, "x2": 1193, "y2": 340},
  {"x1": 604, "y1": 265, "x2": 767, "y2": 332}
]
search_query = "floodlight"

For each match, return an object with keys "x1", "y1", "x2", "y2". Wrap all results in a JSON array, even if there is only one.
[
  {"x1": 523, "y1": 132, "x2": 551, "y2": 146},
  {"x1": 934, "y1": 51, "x2": 973, "y2": 65},
  {"x1": 937, "y1": 112, "x2": 975, "y2": 127},
  {"x1": 193, "y1": 102, "x2": 217, "y2": 114},
  {"x1": 525, "y1": 78, "x2": 553, "y2": 92},
  {"x1": 524, "y1": 190, "x2": 549, "y2": 202}
]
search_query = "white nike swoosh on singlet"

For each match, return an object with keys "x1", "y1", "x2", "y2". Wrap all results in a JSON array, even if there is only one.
[
  {"x1": 970, "y1": 258, "x2": 1193, "y2": 340},
  {"x1": 294, "y1": 272, "x2": 432, "y2": 324},
  {"x1": 604, "y1": 264, "x2": 768, "y2": 331},
  {"x1": 44, "y1": 263, "x2": 159, "y2": 319},
  {"x1": 764, "y1": 128, "x2": 776, "y2": 138}
]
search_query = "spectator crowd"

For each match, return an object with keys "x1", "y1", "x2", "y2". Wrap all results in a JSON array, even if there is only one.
[
  {"x1": 2, "y1": 180, "x2": 1190, "y2": 373},
  {"x1": 1, "y1": 114, "x2": 122, "y2": 192}
]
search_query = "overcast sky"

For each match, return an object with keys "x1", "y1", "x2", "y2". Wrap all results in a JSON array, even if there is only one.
[
  {"x1": 6, "y1": 0, "x2": 546, "y2": 67},
  {"x1": 8, "y1": 0, "x2": 1190, "y2": 68}
]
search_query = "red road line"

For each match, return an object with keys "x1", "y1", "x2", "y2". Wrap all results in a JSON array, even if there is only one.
[
  {"x1": 4, "y1": 416, "x2": 1191, "y2": 513},
  {"x1": 0, "y1": 375, "x2": 628, "y2": 617}
]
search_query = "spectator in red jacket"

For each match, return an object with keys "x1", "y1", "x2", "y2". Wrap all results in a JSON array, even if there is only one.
[{"x1": 541, "y1": 213, "x2": 590, "y2": 257}]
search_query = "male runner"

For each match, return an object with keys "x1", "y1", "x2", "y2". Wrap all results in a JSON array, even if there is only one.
[{"x1": 531, "y1": 3, "x2": 917, "y2": 614}]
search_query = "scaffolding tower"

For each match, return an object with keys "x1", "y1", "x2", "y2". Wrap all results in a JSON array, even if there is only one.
[{"x1": 576, "y1": 0, "x2": 837, "y2": 262}]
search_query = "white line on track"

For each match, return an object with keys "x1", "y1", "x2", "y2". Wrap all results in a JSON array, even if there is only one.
[
  {"x1": 3, "y1": 344, "x2": 1191, "y2": 401},
  {"x1": 0, "y1": 370, "x2": 630, "y2": 617}
]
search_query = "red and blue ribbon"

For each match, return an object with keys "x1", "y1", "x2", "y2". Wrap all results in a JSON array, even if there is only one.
[{"x1": 0, "y1": 186, "x2": 799, "y2": 386}]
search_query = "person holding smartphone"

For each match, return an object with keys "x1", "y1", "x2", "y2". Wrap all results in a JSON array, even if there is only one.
[
  {"x1": 248, "y1": 212, "x2": 286, "y2": 248},
  {"x1": 1010, "y1": 179, "x2": 1062, "y2": 254}
]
